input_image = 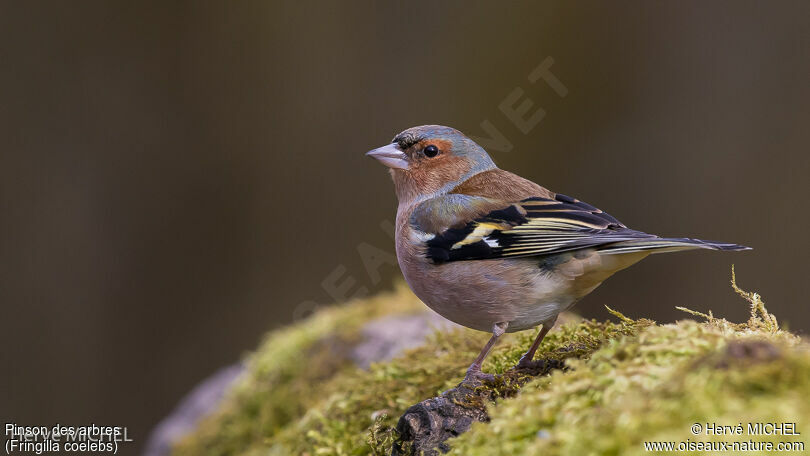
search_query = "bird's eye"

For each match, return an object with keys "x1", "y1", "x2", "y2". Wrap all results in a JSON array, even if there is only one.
[{"x1": 423, "y1": 145, "x2": 439, "y2": 158}]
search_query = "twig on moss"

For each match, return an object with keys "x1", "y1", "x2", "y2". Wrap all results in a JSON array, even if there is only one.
[
  {"x1": 677, "y1": 266, "x2": 779, "y2": 334},
  {"x1": 675, "y1": 306, "x2": 715, "y2": 322},
  {"x1": 604, "y1": 305, "x2": 634, "y2": 324},
  {"x1": 731, "y1": 265, "x2": 779, "y2": 332}
]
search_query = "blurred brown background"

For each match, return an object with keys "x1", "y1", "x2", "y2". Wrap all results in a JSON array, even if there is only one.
[{"x1": 2, "y1": 1, "x2": 808, "y2": 454}]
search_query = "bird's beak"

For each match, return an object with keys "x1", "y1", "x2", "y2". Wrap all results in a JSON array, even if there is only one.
[{"x1": 366, "y1": 144, "x2": 409, "y2": 170}]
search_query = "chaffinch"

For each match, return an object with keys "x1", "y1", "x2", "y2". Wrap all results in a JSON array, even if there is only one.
[{"x1": 367, "y1": 125, "x2": 749, "y2": 382}]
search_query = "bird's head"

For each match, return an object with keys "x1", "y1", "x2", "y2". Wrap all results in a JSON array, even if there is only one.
[{"x1": 367, "y1": 125, "x2": 496, "y2": 203}]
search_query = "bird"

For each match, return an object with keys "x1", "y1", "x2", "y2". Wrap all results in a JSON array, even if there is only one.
[{"x1": 366, "y1": 125, "x2": 750, "y2": 383}]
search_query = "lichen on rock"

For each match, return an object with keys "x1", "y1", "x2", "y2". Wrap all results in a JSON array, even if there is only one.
[{"x1": 172, "y1": 270, "x2": 809, "y2": 455}]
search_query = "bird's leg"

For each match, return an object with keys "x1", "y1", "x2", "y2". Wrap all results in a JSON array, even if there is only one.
[
  {"x1": 463, "y1": 321, "x2": 508, "y2": 383},
  {"x1": 516, "y1": 316, "x2": 557, "y2": 369}
]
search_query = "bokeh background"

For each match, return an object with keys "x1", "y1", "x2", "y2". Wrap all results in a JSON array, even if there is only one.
[{"x1": 2, "y1": 1, "x2": 809, "y2": 454}]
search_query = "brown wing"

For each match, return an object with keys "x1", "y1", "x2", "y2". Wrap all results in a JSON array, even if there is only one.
[
  {"x1": 422, "y1": 193, "x2": 659, "y2": 263},
  {"x1": 418, "y1": 170, "x2": 749, "y2": 264}
]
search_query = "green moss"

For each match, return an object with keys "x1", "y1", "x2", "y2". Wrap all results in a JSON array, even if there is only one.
[
  {"x1": 267, "y1": 317, "x2": 638, "y2": 455},
  {"x1": 449, "y1": 271, "x2": 807, "y2": 455},
  {"x1": 174, "y1": 270, "x2": 809, "y2": 456},
  {"x1": 174, "y1": 282, "x2": 425, "y2": 456}
]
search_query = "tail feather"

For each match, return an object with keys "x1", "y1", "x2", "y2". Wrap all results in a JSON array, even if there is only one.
[{"x1": 598, "y1": 237, "x2": 751, "y2": 255}]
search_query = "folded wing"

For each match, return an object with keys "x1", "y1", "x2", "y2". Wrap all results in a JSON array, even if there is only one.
[{"x1": 417, "y1": 193, "x2": 749, "y2": 264}]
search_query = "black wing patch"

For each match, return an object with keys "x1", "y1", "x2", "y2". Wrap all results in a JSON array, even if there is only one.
[
  {"x1": 425, "y1": 203, "x2": 528, "y2": 263},
  {"x1": 425, "y1": 194, "x2": 655, "y2": 263}
]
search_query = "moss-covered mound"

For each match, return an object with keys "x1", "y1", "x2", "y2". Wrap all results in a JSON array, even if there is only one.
[{"x1": 174, "y1": 272, "x2": 809, "y2": 455}]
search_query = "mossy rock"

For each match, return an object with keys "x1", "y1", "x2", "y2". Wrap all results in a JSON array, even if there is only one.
[{"x1": 173, "y1": 271, "x2": 809, "y2": 455}]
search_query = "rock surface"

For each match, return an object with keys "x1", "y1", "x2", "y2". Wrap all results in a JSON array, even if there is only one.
[
  {"x1": 143, "y1": 364, "x2": 245, "y2": 456},
  {"x1": 147, "y1": 305, "x2": 457, "y2": 456}
]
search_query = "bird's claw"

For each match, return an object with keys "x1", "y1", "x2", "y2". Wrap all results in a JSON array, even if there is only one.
[
  {"x1": 462, "y1": 366, "x2": 495, "y2": 385},
  {"x1": 515, "y1": 356, "x2": 545, "y2": 371}
]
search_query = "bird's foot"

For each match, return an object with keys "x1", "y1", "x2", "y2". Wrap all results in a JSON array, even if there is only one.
[
  {"x1": 515, "y1": 354, "x2": 539, "y2": 371},
  {"x1": 514, "y1": 358, "x2": 546, "y2": 371},
  {"x1": 462, "y1": 365, "x2": 495, "y2": 385},
  {"x1": 513, "y1": 357, "x2": 566, "y2": 376}
]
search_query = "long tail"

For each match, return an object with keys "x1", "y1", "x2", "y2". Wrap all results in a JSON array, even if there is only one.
[{"x1": 597, "y1": 237, "x2": 751, "y2": 255}]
